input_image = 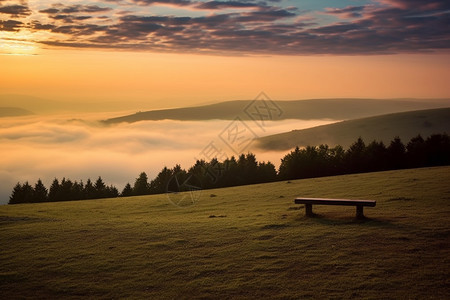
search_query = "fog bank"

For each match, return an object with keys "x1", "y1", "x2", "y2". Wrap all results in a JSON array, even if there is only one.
[{"x1": 0, "y1": 113, "x2": 335, "y2": 204}]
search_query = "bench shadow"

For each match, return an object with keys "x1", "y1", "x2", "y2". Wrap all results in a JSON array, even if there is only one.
[{"x1": 300, "y1": 213, "x2": 397, "y2": 227}]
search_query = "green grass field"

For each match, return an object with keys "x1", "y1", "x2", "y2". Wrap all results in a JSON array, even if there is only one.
[{"x1": 1, "y1": 167, "x2": 449, "y2": 299}]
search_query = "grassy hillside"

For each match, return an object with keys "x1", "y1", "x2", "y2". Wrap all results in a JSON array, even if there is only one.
[
  {"x1": 1, "y1": 166, "x2": 449, "y2": 299},
  {"x1": 256, "y1": 107, "x2": 450, "y2": 150},
  {"x1": 103, "y1": 98, "x2": 450, "y2": 123}
]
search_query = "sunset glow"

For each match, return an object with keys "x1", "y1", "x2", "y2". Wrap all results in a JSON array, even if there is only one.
[
  {"x1": 1, "y1": 50, "x2": 450, "y2": 109},
  {"x1": 1, "y1": 0, "x2": 449, "y2": 106}
]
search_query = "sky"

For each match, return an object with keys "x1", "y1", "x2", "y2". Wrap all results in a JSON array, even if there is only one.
[
  {"x1": 0, "y1": 0, "x2": 450, "y2": 107},
  {"x1": 0, "y1": 0, "x2": 449, "y2": 204}
]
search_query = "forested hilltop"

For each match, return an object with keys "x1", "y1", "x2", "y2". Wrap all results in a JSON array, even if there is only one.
[{"x1": 9, "y1": 133, "x2": 450, "y2": 204}]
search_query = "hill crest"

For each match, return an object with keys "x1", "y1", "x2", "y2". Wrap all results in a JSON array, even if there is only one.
[
  {"x1": 0, "y1": 107, "x2": 34, "y2": 118},
  {"x1": 103, "y1": 98, "x2": 450, "y2": 124},
  {"x1": 255, "y1": 107, "x2": 450, "y2": 150}
]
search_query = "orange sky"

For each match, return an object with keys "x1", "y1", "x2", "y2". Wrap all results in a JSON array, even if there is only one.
[
  {"x1": 1, "y1": 0, "x2": 449, "y2": 110},
  {"x1": 1, "y1": 49, "x2": 449, "y2": 110}
]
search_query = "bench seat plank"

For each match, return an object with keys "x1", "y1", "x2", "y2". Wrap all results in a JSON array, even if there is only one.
[{"x1": 295, "y1": 198, "x2": 376, "y2": 207}]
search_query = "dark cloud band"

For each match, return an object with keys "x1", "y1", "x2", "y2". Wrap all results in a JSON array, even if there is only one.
[
  {"x1": 1, "y1": 0, "x2": 449, "y2": 55},
  {"x1": 0, "y1": 4, "x2": 30, "y2": 16}
]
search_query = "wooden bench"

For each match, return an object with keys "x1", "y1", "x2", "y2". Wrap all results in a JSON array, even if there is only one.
[{"x1": 294, "y1": 197, "x2": 376, "y2": 219}]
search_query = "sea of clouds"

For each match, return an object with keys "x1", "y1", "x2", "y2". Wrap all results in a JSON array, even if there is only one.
[{"x1": 0, "y1": 112, "x2": 335, "y2": 204}]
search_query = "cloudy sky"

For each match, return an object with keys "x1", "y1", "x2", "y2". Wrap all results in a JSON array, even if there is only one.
[
  {"x1": 1, "y1": 0, "x2": 449, "y2": 55},
  {"x1": 1, "y1": 0, "x2": 449, "y2": 105}
]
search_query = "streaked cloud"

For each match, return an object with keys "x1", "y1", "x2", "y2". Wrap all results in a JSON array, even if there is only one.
[
  {"x1": 196, "y1": 1, "x2": 262, "y2": 10},
  {"x1": 0, "y1": 19, "x2": 22, "y2": 31},
  {"x1": 324, "y1": 6, "x2": 365, "y2": 19},
  {"x1": 0, "y1": 4, "x2": 30, "y2": 16},
  {"x1": 0, "y1": 0, "x2": 449, "y2": 54}
]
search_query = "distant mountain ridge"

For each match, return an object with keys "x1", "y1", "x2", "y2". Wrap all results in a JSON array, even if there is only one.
[
  {"x1": 255, "y1": 108, "x2": 450, "y2": 151},
  {"x1": 0, "y1": 107, "x2": 34, "y2": 117},
  {"x1": 103, "y1": 98, "x2": 450, "y2": 124}
]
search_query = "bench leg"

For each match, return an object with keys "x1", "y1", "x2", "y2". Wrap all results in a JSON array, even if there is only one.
[
  {"x1": 356, "y1": 205, "x2": 364, "y2": 219},
  {"x1": 305, "y1": 204, "x2": 313, "y2": 217}
]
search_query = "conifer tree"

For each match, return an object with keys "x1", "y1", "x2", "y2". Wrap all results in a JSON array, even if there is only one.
[
  {"x1": 134, "y1": 172, "x2": 150, "y2": 195},
  {"x1": 48, "y1": 178, "x2": 61, "y2": 202},
  {"x1": 21, "y1": 182, "x2": 34, "y2": 203},
  {"x1": 95, "y1": 176, "x2": 106, "y2": 198},
  {"x1": 121, "y1": 183, "x2": 133, "y2": 197},
  {"x1": 387, "y1": 136, "x2": 406, "y2": 169},
  {"x1": 33, "y1": 179, "x2": 48, "y2": 203},
  {"x1": 84, "y1": 179, "x2": 96, "y2": 200},
  {"x1": 9, "y1": 183, "x2": 24, "y2": 204},
  {"x1": 106, "y1": 185, "x2": 119, "y2": 198}
]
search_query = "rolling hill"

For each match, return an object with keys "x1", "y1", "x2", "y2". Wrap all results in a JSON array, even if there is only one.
[
  {"x1": 0, "y1": 94, "x2": 60, "y2": 114},
  {"x1": 255, "y1": 107, "x2": 450, "y2": 150},
  {"x1": 0, "y1": 167, "x2": 449, "y2": 298},
  {"x1": 0, "y1": 107, "x2": 34, "y2": 117},
  {"x1": 103, "y1": 98, "x2": 450, "y2": 124}
]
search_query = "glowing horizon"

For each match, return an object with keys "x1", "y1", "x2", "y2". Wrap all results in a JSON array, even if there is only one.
[
  {"x1": 1, "y1": 0, "x2": 449, "y2": 109},
  {"x1": 2, "y1": 50, "x2": 450, "y2": 111}
]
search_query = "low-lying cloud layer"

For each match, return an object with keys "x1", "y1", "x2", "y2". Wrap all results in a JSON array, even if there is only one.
[
  {"x1": 0, "y1": 112, "x2": 333, "y2": 204},
  {"x1": 0, "y1": 0, "x2": 449, "y2": 54}
]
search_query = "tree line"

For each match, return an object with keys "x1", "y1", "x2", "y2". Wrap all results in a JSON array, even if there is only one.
[
  {"x1": 278, "y1": 133, "x2": 450, "y2": 180},
  {"x1": 9, "y1": 133, "x2": 450, "y2": 204},
  {"x1": 9, "y1": 177, "x2": 119, "y2": 204},
  {"x1": 122, "y1": 153, "x2": 278, "y2": 197}
]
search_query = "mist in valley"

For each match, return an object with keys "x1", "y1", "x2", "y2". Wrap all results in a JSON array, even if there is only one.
[{"x1": 0, "y1": 112, "x2": 335, "y2": 204}]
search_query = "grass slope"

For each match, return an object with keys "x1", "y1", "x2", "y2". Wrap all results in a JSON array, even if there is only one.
[
  {"x1": 256, "y1": 107, "x2": 450, "y2": 150},
  {"x1": 1, "y1": 167, "x2": 449, "y2": 299},
  {"x1": 103, "y1": 98, "x2": 450, "y2": 124}
]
